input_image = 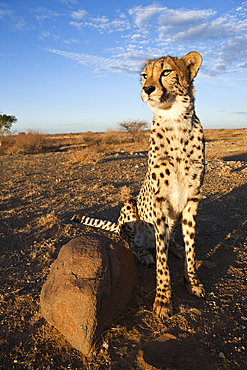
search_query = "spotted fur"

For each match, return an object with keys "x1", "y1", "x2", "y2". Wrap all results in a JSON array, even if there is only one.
[{"x1": 72, "y1": 51, "x2": 205, "y2": 319}]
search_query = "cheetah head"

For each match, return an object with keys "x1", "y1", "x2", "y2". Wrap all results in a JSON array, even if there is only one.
[{"x1": 141, "y1": 51, "x2": 202, "y2": 113}]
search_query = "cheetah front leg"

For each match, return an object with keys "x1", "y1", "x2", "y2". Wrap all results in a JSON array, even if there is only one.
[
  {"x1": 182, "y1": 200, "x2": 205, "y2": 297},
  {"x1": 152, "y1": 214, "x2": 173, "y2": 319}
]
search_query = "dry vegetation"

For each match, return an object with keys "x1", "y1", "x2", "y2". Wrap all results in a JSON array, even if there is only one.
[
  {"x1": 0, "y1": 128, "x2": 247, "y2": 369},
  {"x1": 0, "y1": 130, "x2": 49, "y2": 155},
  {"x1": 0, "y1": 129, "x2": 149, "y2": 156}
]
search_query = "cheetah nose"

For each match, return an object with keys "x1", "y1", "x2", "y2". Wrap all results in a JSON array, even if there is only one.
[{"x1": 143, "y1": 85, "x2": 156, "y2": 95}]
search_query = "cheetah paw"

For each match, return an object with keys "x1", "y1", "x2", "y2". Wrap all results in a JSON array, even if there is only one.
[
  {"x1": 186, "y1": 281, "x2": 205, "y2": 297},
  {"x1": 134, "y1": 250, "x2": 155, "y2": 267},
  {"x1": 153, "y1": 297, "x2": 173, "y2": 320}
]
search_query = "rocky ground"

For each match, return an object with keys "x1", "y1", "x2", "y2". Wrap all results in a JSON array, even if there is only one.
[{"x1": 0, "y1": 129, "x2": 247, "y2": 369}]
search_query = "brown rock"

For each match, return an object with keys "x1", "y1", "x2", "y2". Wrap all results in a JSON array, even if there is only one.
[{"x1": 40, "y1": 234, "x2": 137, "y2": 355}]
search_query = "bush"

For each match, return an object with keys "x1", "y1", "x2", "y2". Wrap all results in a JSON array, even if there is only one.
[
  {"x1": 15, "y1": 130, "x2": 48, "y2": 153},
  {"x1": 0, "y1": 130, "x2": 49, "y2": 155},
  {"x1": 82, "y1": 132, "x2": 102, "y2": 146},
  {"x1": 103, "y1": 129, "x2": 121, "y2": 145},
  {"x1": 118, "y1": 119, "x2": 149, "y2": 142},
  {"x1": 0, "y1": 134, "x2": 16, "y2": 155}
]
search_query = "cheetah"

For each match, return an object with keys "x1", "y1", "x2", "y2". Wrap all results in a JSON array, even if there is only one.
[{"x1": 72, "y1": 51, "x2": 205, "y2": 319}]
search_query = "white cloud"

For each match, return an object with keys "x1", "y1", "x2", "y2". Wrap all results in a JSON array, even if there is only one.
[
  {"x1": 208, "y1": 34, "x2": 247, "y2": 75},
  {"x1": 46, "y1": 48, "x2": 142, "y2": 75},
  {"x1": 57, "y1": 0, "x2": 78, "y2": 4},
  {"x1": 64, "y1": 38, "x2": 79, "y2": 44},
  {"x1": 128, "y1": 4, "x2": 246, "y2": 45},
  {"x1": 0, "y1": 3, "x2": 13, "y2": 18},
  {"x1": 131, "y1": 34, "x2": 142, "y2": 39},
  {"x1": 0, "y1": 1, "x2": 239, "y2": 78},
  {"x1": 129, "y1": 5, "x2": 163, "y2": 29},
  {"x1": 89, "y1": 15, "x2": 110, "y2": 32},
  {"x1": 2, "y1": 1, "x2": 247, "y2": 78},
  {"x1": 39, "y1": 30, "x2": 62, "y2": 42},
  {"x1": 238, "y1": 60, "x2": 247, "y2": 68},
  {"x1": 69, "y1": 9, "x2": 130, "y2": 33},
  {"x1": 40, "y1": 30, "x2": 50, "y2": 39},
  {"x1": 33, "y1": 7, "x2": 61, "y2": 23},
  {"x1": 0, "y1": 3, "x2": 27, "y2": 30},
  {"x1": 69, "y1": 21, "x2": 83, "y2": 30},
  {"x1": 52, "y1": 34, "x2": 61, "y2": 41},
  {"x1": 66, "y1": 3, "x2": 247, "y2": 77},
  {"x1": 71, "y1": 9, "x2": 87, "y2": 20},
  {"x1": 130, "y1": 4, "x2": 247, "y2": 77},
  {"x1": 46, "y1": 48, "x2": 118, "y2": 67}
]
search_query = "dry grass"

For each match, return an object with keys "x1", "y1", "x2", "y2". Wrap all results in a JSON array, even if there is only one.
[
  {"x1": 0, "y1": 134, "x2": 16, "y2": 154},
  {"x1": 69, "y1": 147, "x2": 101, "y2": 164},
  {"x1": 0, "y1": 129, "x2": 150, "y2": 156},
  {"x1": 17, "y1": 130, "x2": 48, "y2": 152},
  {"x1": 37, "y1": 212, "x2": 60, "y2": 228},
  {"x1": 0, "y1": 130, "x2": 49, "y2": 154},
  {"x1": 119, "y1": 186, "x2": 132, "y2": 202}
]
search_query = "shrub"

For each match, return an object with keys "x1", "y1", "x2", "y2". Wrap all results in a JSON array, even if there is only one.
[
  {"x1": 103, "y1": 129, "x2": 121, "y2": 145},
  {"x1": 0, "y1": 134, "x2": 16, "y2": 155},
  {"x1": 82, "y1": 132, "x2": 101, "y2": 145},
  {"x1": 118, "y1": 119, "x2": 149, "y2": 142},
  {"x1": 16, "y1": 130, "x2": 48, "y2": 153},
  {"x1": 0, "y1": 130, "x2": 49, "y2": 155}
]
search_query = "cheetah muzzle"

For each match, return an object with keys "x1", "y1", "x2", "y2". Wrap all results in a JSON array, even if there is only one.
[{"x1": 72, "y1": 51, "x2": 205, "y2": 320}]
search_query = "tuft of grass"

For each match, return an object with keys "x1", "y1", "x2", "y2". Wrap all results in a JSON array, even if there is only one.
[
  {"x1": 37, "y1": 213, "x2": 60, "y2": 229},
  {"x1": 119, "y1": 186, "x2": 132, "y2": 202},
  {"x1": 69, "y1": 147, "x2": 101, "y2": 164}
]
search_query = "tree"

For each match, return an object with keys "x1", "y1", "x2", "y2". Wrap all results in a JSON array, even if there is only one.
[
  {"x1": 0, "y1": 113, "x2": 17, "y2": 134},
  {"x1": 118, "y1": 119, "x2": 149, "y2": 142}
]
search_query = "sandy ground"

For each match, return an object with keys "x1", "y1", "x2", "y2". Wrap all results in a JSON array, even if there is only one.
[{"x1": 0, "y1": 129, "x2": 247, "y2": 369}]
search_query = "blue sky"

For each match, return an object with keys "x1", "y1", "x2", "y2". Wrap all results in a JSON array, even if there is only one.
[{"x1": 1, "y1": 0, "x2": 247, "y2": 134}]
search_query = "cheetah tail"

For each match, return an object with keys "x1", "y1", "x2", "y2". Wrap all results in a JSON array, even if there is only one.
[{"x1": 71, "y1": 213, "x2": 119, "y2": 233}]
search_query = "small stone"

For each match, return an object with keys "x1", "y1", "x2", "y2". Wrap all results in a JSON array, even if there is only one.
[
  {"x1": 119, "y1": 346, "x2": 128, "y2": 355},
  {"x1": 219, "y1": 352, "x2": 226, "y2": 359}
]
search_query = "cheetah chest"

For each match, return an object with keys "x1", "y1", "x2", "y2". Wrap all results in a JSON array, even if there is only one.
[{"x1": 149, "y1": 154, "x2": 203, "y2": 215}]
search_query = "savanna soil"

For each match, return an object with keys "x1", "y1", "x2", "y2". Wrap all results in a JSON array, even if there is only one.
[{"x1": 0, "y1": 129, "x2": 247, "y2": 370}]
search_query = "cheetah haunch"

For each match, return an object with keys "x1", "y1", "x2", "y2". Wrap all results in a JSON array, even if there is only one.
[{"x1": 72, "y1": 51, "x2": 205, "y2": 319}]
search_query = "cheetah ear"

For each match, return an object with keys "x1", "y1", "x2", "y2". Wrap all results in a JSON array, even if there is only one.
[
  {"x1": 145, "y1": 59, "x2": 152, "y2": 65},
  {"x1": 182, "y1": 51, "x2": 202, "y2": 81}
]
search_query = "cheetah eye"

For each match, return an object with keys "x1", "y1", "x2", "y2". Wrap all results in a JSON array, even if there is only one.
[
  {"x1": 161, "y1": 69, "x2": 172, "y2": 77},
  {"x1": 141, "y1": 73, "x2": 147, "y2": 79}
]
